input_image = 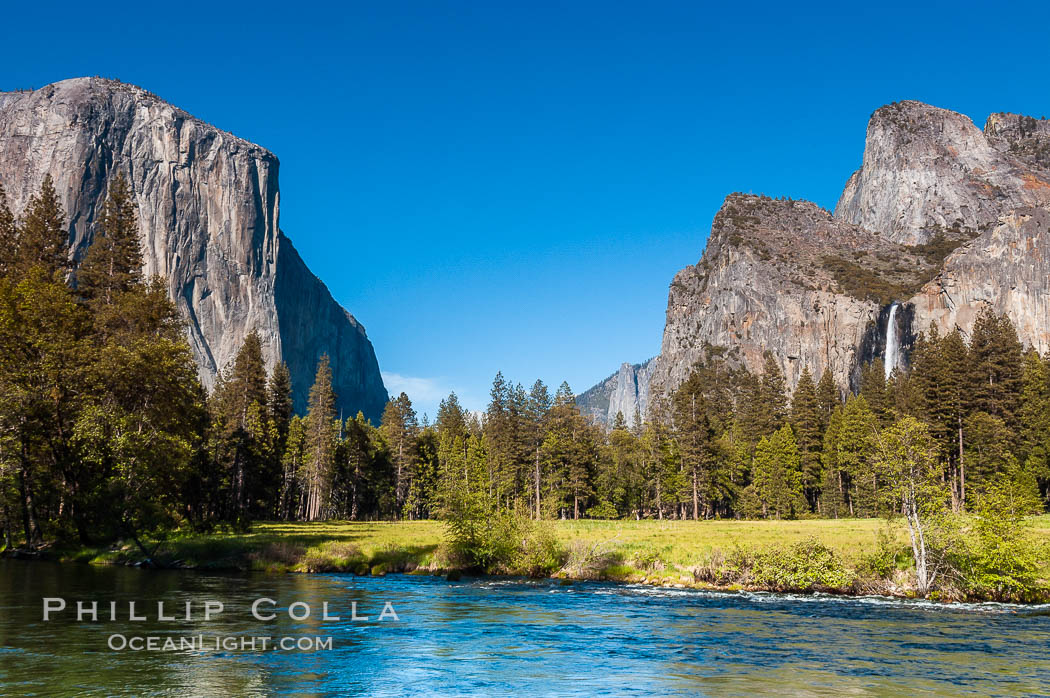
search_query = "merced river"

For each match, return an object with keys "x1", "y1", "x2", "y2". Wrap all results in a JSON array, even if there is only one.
[{"x1": 0, "y1": 560, "x2": 1047, "y2": 695}]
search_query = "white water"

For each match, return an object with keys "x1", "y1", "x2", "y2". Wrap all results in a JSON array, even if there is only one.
[{"x1": 884, "y1": 302, "x2": 900, "y2": 379}]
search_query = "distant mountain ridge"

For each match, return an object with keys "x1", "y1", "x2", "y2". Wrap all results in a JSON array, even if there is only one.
[
  {"x1": 0, "y1": 77, "x2": 388, "y2": 419},
  {"x1": 580, "y1": 101, "x2": 1050, "y2": 425},
  {"x1": 577, "y1": 359, "x2": 654, "y2": 427}
]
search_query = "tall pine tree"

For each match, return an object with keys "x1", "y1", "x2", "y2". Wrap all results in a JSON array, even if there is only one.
[
  {"x1": 303, "y1": 354, "x2": 337, "y2": 520},
  {"x1": 17, "y1": 175, "x2": 69, "y2": 278},
  {"x1": 0, "y1": 183, "x2": 16, "y2": 277},
  {"x1": 77, "y1": 173, "x2": 143, "y2": 304},
  {"x1": 790, "y1": 365, "x2": 822, "y2": 511},
  {"x1": 381, "y1": 392, "x2": 420, "y2": 517}
]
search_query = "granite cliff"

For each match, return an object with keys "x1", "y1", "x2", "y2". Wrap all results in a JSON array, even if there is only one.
[
  {"x1": 0, "y1": 78, "x2": 387, "y2": 419},
  {"x1": 836, "y1": 101, "x2": 1050, "y2": 245},
  {"x1": 578, "y1": 359, "x2": 654, "y2": 427},
  {"x1": 581, "y1": 102, "x2": 1050, "y2": 426}
]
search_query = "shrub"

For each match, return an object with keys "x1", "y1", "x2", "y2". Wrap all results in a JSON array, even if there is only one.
[
  {"x1": 729, "y1": 539, "x2": 855, "y2": 591},
  {"x1": 444, "y1": 494, "x2": 523, "y2": 572},
  {"x1": 820, "y1": 255, "x2": 917, "y2": 305},
  {"x1": 956, "y1": 467, "x2": 1046, "y2": 601},
  {"x1": 858, "y1": 528, "x2": 909, "y2": 579},
  {"x1": 444, "y1": 494, "x2": 565, "y2": 575},
  {"x1": 515, "y1": 521, "x2": 566, "y2": 577},
  {"x1": 561, "y1": 539, "x2": 625, "y2": 579},
  {"x1": 633, "y1": 547, "x2": 668, "y2": 572}
]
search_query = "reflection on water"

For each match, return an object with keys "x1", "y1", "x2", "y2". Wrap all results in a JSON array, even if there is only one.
[{"x1": 0, "y1": 560, "x2": 1047, "y2": 696}]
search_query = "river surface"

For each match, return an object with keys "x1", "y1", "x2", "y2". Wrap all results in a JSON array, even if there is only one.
[{"x1": 0, "y1": 560, "x2": 1047, "y2": 696}]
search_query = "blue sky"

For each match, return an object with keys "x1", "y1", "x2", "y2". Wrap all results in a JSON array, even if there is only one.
[{"x1": 5, "y1": 1, "x2": 1050, "y2": 419}]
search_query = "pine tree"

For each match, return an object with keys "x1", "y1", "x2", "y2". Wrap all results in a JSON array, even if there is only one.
[
  {"x1": 507, "y1": 381, "x2": 532, "y2": 507},
  {"x1": 606, "y1": 412, "x2": 642, "y2": 518},
  {"x1": 407, "y1": 425, "x2": 438, "y2": 519},
  {"x1": 543, "y1": 382, "x2": 593, "y2": 519},
  {"x1": 381, "y1": 392, "x2": 419, "y2": 517},
  {"x1": 210, "y1": 331, "x2": 269, "y2": 522},
  {"x1": 970, "y1": 308, "x2": 1024, "y2": 430},
  {"x1": 216, "y1": 332, "x2": 269, "y2": 422},
  {"x1": 639, "y1": 405, "x2": 672, "y2": 519},
  {"x1": 673, "y1": 371, "x2": 719, "y2": 519},
  {"x1": 484, "y1": 372, "x2": 512, "y2": 506},
  {"x1": 751, "y1": 425, "x2": 805, "y2": 519},
  {"x1": 819, "y1": 405, "x2": 845, "y2": 517},
  {"x1": 963, "y1": 411, "x2": 1015, "y2": 491},
  {"x1": 716, "y1": 422, "x2": 749, "y2": 517},
  {"x1": 436, "y1": 391, "x2": 468, "y2": 440},
  {"x1": 278, "y1": 416, "x2": 306, "y2": 519},
  {"x1": 1019, "y1": 351, "x2": 1050, "y2": 501},
  {"x1": 77, "y1": 173, "x2": 143, "y2": 304},
  {"x1": 911, "y1": 326, "x2": 971, "y2": 510},
  {"x1": 760, "y1": 355, "x2": 788, "y2": 428},
  {"x1": 837, "y1": 394, "x2": 879, "y2": 516},
  {"x1": 527, "y1": 380, "x2": 551, "y2": 519},
  {"x1": 859, "y1": 358, "x2": 891, "y2": 425},
  {"x1": 790, "y1": 365, "x2": 822, "y2": 511},
  {"x1": 815, "y1": 367, "x2": 840, "y2": 432},
  {"x1": 886, "y1": 366, "x2": 920, "y2": 419},
  {"x1": 303, "y1": 354, "x2": 336, "y2": 520},
  {"x1": 0, "y1": 183, "x2": 17, "y2": 277},
  {"x1": 434, "y1": 392, "x2": 470, "y2": 514},
  {"x1": 737, "y1": 371, "x2": 771, "y2": 451},
  {"x1": 267, "y1": 362, "x2": 293, "y2": 451},
  {"x1": 333, "y1": 412, "x2": 374, "y2": 519},
  {"x1": 939, "y1": 329, "x2": 973, "y2": 510},
  {"x1": 17, "y1": 175, "x2": 69, "y2": 278}
]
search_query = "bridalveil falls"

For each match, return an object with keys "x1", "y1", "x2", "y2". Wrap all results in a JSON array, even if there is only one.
[{"x1": 884, "y1": 302, "x2": 900, "y2": 379}]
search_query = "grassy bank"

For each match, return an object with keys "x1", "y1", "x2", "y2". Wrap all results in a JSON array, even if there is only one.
[
  {"x1": 56, "y1": 518, "x2": 900, "y2": 571},
  {"x1": 34, "y1": 516, "x2": 1049, "y2": 602}
]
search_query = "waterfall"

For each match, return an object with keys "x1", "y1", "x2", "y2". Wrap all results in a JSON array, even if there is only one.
[{"x1": 884, "y1": 302, "x2": 900, "y2": 379}]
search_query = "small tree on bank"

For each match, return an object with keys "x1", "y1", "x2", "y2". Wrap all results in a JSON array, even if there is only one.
[{"x1": 873, "y1": 416, "x2": 949, "y2": 595}]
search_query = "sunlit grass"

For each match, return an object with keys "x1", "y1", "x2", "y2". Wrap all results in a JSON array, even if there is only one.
[
  {"x1": 548, "y1": 517, "x2": 908, "y2": 567},
  {"x1": 58, "y1": 515, "x2": 1050, "y2": 582}
]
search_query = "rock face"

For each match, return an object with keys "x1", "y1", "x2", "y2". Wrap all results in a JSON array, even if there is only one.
[
  {"x1": 581, "y1": 101, "x2": 1050, "y2": 426},
  {"x1": 274, "y1": 236, "x2": 388, "y2": 418},
  {"x1": 985, "y1": 112, "x2": 1050, "y2": 173},
  {"x1": 649, "y1": 196, "x2": 909, "y2": 399},
  {"x1": 910, "y1": 207, "x2": 1050, "y2": 353},
  {"x1": 0, "y1": 78, "x2": 387, "y2": 419},
  {"x1": 578, "y1": 359, "x2": 654, "y2": 427},
  {"x1": 835, "y1": 101, "x2": 1050, "y2": 245}
]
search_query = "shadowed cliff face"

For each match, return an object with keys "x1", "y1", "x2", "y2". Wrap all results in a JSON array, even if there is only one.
[
  {"x1": 274, "y1": 233, "x2": 388, "y2": 418},
  {"x1": 0, "y1": 77, "x2": 387, "y2": 420},
  {"x1": 581, "y1": 102, "x2": 1050, "y2": 426},
  {"x1": 852, "y1": 302, "x2": 917, "y2": 391}
]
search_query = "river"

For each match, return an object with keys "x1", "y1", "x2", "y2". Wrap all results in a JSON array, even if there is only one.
[{"x1": 0, "y1": 560, "x2": 1047, "y2": 695}]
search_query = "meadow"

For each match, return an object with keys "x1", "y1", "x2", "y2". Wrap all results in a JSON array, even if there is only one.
[{"x1": 57, "y1": 516, "x2": 1050, "y2": 595}]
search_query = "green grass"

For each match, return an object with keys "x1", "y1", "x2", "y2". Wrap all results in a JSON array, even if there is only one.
[
  {"x1": 549, "y1": 518, "x2": 906, "y2": 567},
  {"x1": 47, "y1": 515, "x2": 1050, "y2": 598},
  {"x1": 84, "y1": 520, "x2": 449, "y2": 573},
  {"x1": 80, "y1": 517, "x2": 902, "y2": 569}
]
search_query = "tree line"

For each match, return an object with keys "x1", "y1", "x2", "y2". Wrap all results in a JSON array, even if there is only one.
[
  {"x1": 216, "y1": 303, "x2": 1049, "y2": 529},
  {"x1": 1, "y1": 174, "x2": 1047, "y2": 553}
]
